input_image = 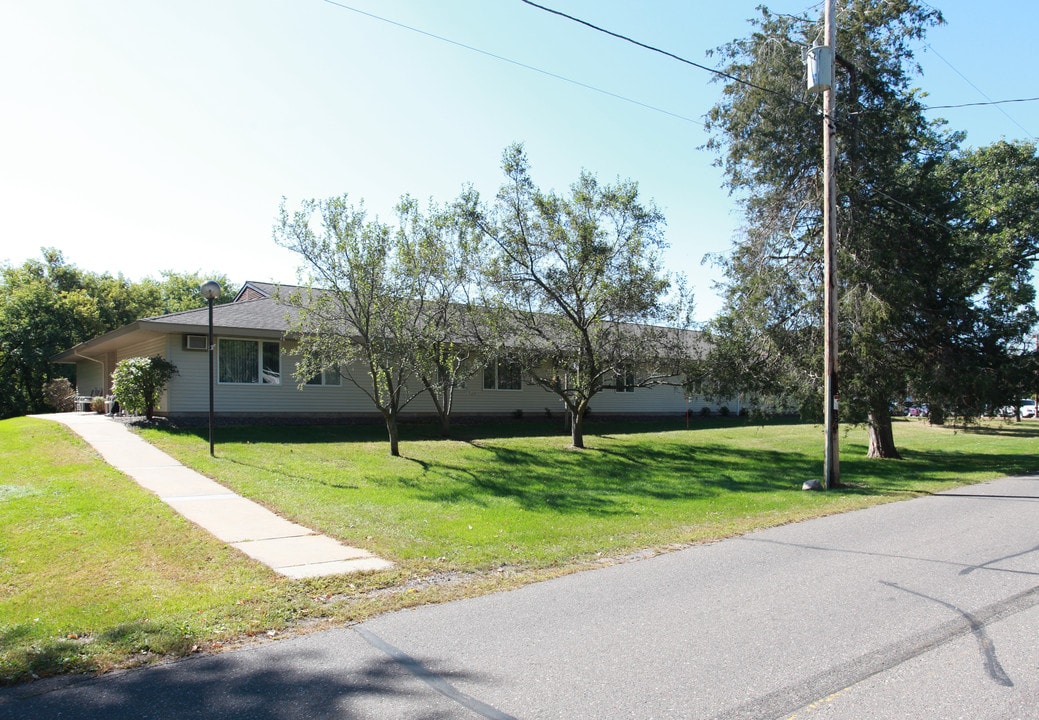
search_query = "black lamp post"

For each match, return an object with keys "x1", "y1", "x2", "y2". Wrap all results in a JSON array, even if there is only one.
[{"x1": 200, "y1": 280, "x2": 222, "y2": 456}]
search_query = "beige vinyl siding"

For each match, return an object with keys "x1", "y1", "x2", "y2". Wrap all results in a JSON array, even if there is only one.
[
  {"x1": 586, "y1": 380, "x2": 689, "y2": 415},
  {"x1": 115, "y1": 335, "x2": 166, "y2": 362},
  {"x1": 164, "y1": 336, "x2": 211, "y2": 414},
  {"x1": 74, "y1": 360, "x2": 104, "y2": 397},
  {"x1": 165, "y1": 337, "x2": 378, "y2": 415},
  {"x1": 445, "y1": 371, "x2": 700, "y2": 417},
  {"x1": 75, "y1": 336, "x2": 167, "y2": 400},
  {"x1": 448, "y1": 372, "x2": 554, "y2": 416},
  {"x1": 154, "y1": 331, "x2": 735, "y2": 418}
]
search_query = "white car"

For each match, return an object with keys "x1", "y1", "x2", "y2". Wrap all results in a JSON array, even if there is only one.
[
  {"x1": 1002, "y1": 399, "x2": 1036, "y2": 418},
  {"x1": 1022, "y1": 399, "x2": 1036, "y2": 418}
]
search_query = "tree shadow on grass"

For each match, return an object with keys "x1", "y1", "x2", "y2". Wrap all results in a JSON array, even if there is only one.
[
  {"x1": 147, "y1": 419, "x2": 1036, "y2": 517},
  {"x1": 1, "y1": 621, "x2": 197, "y2": 686},
  {"x1": 156, "y1": 415, "x2": 778, "y2": 447},
  {"x1": 222, "y1": 456, "x2": 362, "y2": 492},
  {"x1": 923, "y1": 421, "x2": 1039, "y2": 438},
  {"x1": 836, "y1": 436, "x2": 1039, "y2": 497},
  {"x1": 159, "y1": 423, "x2": 392, "y2": 446},
  {"x1": 405, "y1": 424, "x2": 1037, "y2": 515},
  {"x1": 400, "y1": 438, "x2": 820, "y2": 516}
]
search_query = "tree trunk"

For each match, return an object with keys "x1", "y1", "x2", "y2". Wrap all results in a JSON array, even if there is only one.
[
  {"x1": 867, "y1": 407, "x2": 901, "y2": 459},
  {"x1": 571, "y1": 406, "x2": 586, "y2": 449},
  {"x1": 384, "y1": 413, "x2": 401, "y2": 457},
  {"x1": 428, "y1": 392, "x2": 453, "y2": 438},
  {"x1": 425, "y1": 382, "x2": 452, "y2": 437},
  {"x1": 928, "y1": 405, "x2": 945, "y2": 426}
]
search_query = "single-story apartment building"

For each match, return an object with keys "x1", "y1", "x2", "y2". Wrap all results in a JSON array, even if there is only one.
[{"x1": 53, "y1": 281, "x2": 736, "y2": 420}]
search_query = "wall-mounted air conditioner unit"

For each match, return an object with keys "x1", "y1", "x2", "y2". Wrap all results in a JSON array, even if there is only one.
[{"x1": 184, "y1": 335, "x2": 208, "y2": 351}]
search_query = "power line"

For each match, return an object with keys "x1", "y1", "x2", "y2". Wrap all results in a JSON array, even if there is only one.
[
  {"x1": 922, "y1": 42, "x2": 1034, "y2": 139},
  {"x1": 519, "y1": 0, "x2": 809, "y2": 108},
  {"x1": 321, "y1": 1, "x2": 1035, "y2": 137},
  {"x1": 866, "y1": 185, "x2": 955, "y2": 236},
  {"x1": 320, "y1": 0, "x2": 705, "y2": 126},
  {"x1": 520, "y1": 0, "x2": 1038, "y2": 138},
  {"x1": 911, "y1": 1, "x2": 1034, "y2": 134},
  {"x1": 509, "y1": 1, "x2": 1024, "y2": 244},
  {"x1": 924, "y1": 96, "x2": 1039, "y2": 111}
]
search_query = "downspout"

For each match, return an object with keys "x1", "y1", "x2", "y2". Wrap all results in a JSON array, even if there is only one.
[{"x1": 72, "y1": 350, "x2": 106, "y2": 396}]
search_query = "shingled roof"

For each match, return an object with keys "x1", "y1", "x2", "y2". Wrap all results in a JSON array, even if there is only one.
[
  {"x1": 52, "y1": 282, "x2": 302, "y2": 362},
  {"x1": 54, "y1": 280, "x2": 704, "y2": 363}
]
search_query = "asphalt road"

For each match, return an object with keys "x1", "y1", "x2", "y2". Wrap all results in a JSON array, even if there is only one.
[{"x1": 3, "y1": 474, "x2": 1038, "y2": 719}]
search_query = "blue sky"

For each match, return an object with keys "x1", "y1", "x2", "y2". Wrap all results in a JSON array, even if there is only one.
[{"x1": 2, "y1": 1, "x2": 1036, "y2": 321}]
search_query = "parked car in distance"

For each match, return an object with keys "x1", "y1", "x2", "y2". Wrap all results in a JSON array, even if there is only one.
[
  {"x1": 904, "y1": 404, "x2": 928, "y2": 417},
  {"x1": 998, "y1": 399, "x2": 1035, "y2": 418}
]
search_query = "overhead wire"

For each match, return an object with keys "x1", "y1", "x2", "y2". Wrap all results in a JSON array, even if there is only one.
[
  {"x1": 320, "y1": 0, "x2": 705, "y2": 126},
  {"x1": 920, "y1": 42, "x2": 1035, "y2": 139},
  {"x1": 916, "y1": 0, "x2": 1033, "y2": 137},
  {"x1": 515, "y1": 0, "x2": 1035, "y2": 235},
  {"x1": 861, "y1": 182, "x2": 957, "y2": 236},
  {"x1": 519, "y1": 1, "x2": 1038, "y2": 130},
  {"x1": 315, "y1": 0, "x2": 1036, "y2": 272},
  {"x1": 518, "y1": 0, "x2": 810, "y2": 108},
  {"x1": 924, "y1": 97, "x2": 1039, "y2": 110},
  {"x1": 321, "y1": 0, "x2": 1032, "y2": 238},
  {"x1": 320, "y1": 0, "x2": 1032, "y2": 134}
]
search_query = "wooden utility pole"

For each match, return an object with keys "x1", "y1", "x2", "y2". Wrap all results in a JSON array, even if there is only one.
[
  {"x1": 822, "y1": 0, "x2": 839, "y2": 488},
  {"x1": 807, "y1": 0, "x2": 840, "y2": 488}
]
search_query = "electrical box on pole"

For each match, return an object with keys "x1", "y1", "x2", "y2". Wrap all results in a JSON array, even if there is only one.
[{"x1": 807, "y1": 46, "x2": 833, "y2": 93}]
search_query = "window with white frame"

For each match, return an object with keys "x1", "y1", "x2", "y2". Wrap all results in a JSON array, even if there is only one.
[
  {"x1": 483, "y1": 358, "x2": 522, "y2": 390},
  {"x1": 218, "y1": 339, "x2": 281, "y2": 385},
  {"x1": 305, "y1": 367, "x2": 342, "y2": 386}
]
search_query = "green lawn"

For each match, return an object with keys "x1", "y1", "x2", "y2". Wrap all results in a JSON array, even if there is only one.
[
  {"x1": 139, "y1": 417, "x2": 1039, "y2": 570},
  {"x1": 2, "y1": 414, "x2": 1036, "y2": 683}
]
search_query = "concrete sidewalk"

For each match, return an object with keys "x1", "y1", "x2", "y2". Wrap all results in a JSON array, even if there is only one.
[{"x1": 38, "y1": 412, "x2": 393, "y2": 579}]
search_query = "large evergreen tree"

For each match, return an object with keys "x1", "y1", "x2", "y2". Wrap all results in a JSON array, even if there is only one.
[{"x1": 703, "y1": 1, "x2": 1037, "y2": 457}]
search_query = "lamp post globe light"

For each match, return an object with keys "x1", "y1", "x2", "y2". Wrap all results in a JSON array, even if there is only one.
[{"x1": 200, "y1": 281, "x2": 222, "y2": 456}]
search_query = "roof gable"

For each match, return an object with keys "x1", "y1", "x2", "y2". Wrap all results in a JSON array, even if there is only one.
[{"x1": 233, "y1": 281, "x2": 280, "y2": 303}]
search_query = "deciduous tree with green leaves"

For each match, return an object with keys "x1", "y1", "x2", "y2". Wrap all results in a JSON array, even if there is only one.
[
  {"x1": 461, "y1": 144, "x2": 693, "y2": 449},
  {"x1": 0, "y1": 248, "x2": 237, "y2": 418},
  {"x1": 0, "y1": 250, "x2": 104, "y2": 417},
  {"x1": 136, "y1": 270, "x2": 236, "y2": 315},
  {"x1": 396, "y1": 196, "x2": 488, "y2": 437},
  {"x1": 276, "y1": 196, "x2": 467, "y2": 456},
  {"x1": 914, "y1": 140, "x2": 1039, "y2": 421}
]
